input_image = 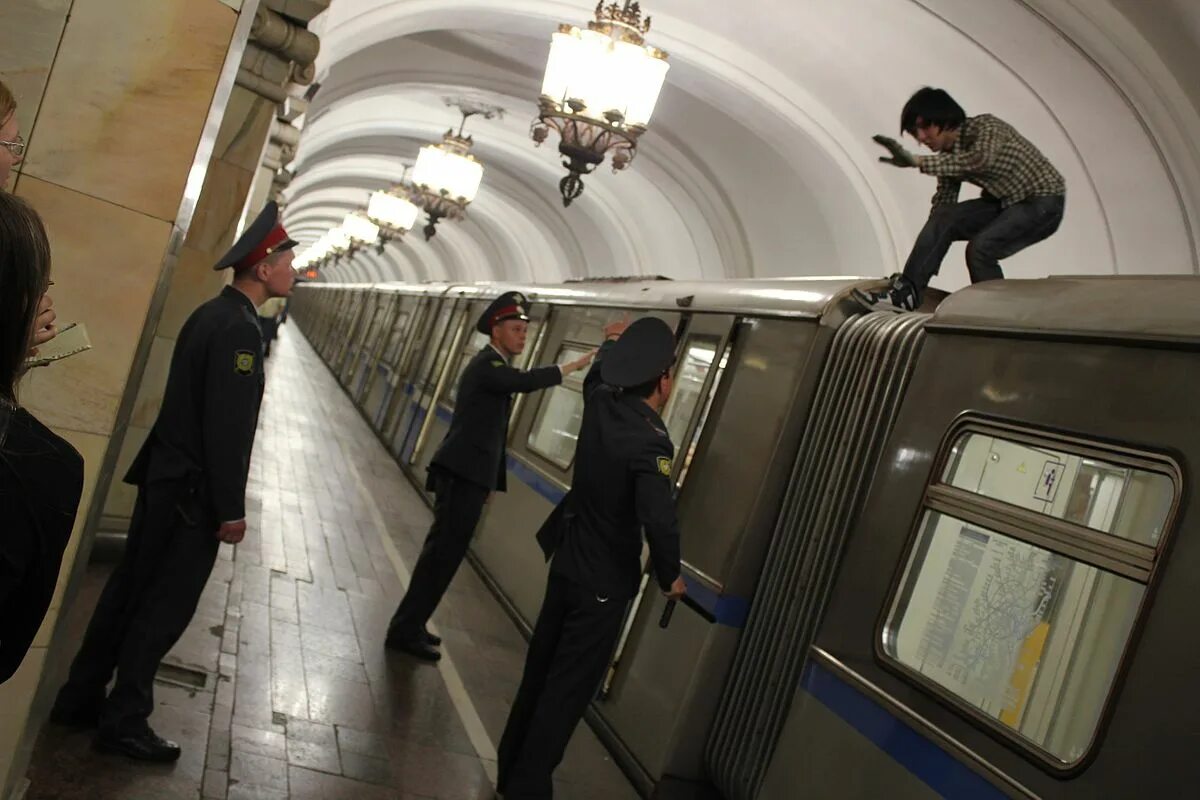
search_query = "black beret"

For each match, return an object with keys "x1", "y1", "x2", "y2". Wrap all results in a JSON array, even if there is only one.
[
  {"x1": 601, "y1": 317, "x2": 676, "y2": 388},
  {"x1": 214, "y1": 200, "x2": 297, "y2": 271},
  {"x1": 477, "y1": 291, "x2": 530, "y2": 334}
]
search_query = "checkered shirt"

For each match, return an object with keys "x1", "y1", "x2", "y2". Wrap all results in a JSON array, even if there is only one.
[{"x1": 918, "y1": 114, "x2": 1065, "y2": 209}]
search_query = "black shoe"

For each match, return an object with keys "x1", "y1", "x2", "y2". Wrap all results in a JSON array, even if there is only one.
[
  {"x1": 94, "y1": 728, "x2": 182, "y2": 763},
  {"x1": 852, "y1": 274, "x2": 917, "y2": 312},
  {"x1": 49, "y1": 704, "x2": 101, "y2": 729},
  {"x1": 385, "y1": 634, "x2": 441, "y2": 662},
  {"x1": 422, "y1": 628, "x2": 441, "y2": 647}
]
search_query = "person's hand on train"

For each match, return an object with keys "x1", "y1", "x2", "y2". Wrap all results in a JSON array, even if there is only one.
[
  {"x1": 665, "y1": 576, "x2": 687, "y2": 601},
  {"x1": 26, "y1": 292, "x2": 57, "y2": 358},
  {"x1": 217, "y1": 519, "x2": 247, "y2": 544},
  {"x1": 561, "y1": 349, "x2": 596, "y2": 376}
]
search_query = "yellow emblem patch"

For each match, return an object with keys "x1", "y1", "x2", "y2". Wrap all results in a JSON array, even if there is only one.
[
  {"x1": 491, "y1": 360, "x2": 504, "y2": 367},
  {"x1": 234, "y1": 350, "x2": 255, "y2": 375},
  {"x1": 656, "y1": 456, "x2": 672, "y2": 476}
]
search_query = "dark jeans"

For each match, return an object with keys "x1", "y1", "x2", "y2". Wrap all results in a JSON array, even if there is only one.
[
  {"x1": 54, "y1": 481, "x2": 219, "y2": 735},
  {"x1": 386, "y1": 470, "x2": 488, "y2": 641},
  {"x1": 497, "y1": 574, "x2": 627, "y2": 798},
  {"x1": 902, "y1": 194, "x2": 1065, "y2": 298}
]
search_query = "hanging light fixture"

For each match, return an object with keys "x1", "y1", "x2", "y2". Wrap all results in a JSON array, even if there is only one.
[
  {"x1": 532, "y1": 1, "x2": 669, "y2": 207},
  {"x1": 411, "y1": 108, "x2": 489, "y2": 241},
  {"x1": 366, "y1": 186, "x2": 420, "y2": 251},
  {"x1": 342, "y1": 211, "x2": 381, "y2": 246}
]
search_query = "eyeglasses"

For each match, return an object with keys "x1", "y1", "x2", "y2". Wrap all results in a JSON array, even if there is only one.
[{"x1": 0, "y1": 135, "x2": 26, "y2": 158}]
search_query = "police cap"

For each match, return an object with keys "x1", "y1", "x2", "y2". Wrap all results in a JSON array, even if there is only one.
[
  {"x1": 214, "y1": 200, "x2": 297, "y2": 271},
  {"x1": 601, "y1": 317, "x2": 676, "y2": 388},
  {"x1": 477, "y1": 291, "x2": 530, "y2": 334}
]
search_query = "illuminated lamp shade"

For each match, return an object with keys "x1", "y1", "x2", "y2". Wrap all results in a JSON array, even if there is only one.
[
  {"x1": 342, "y1": 212, "x2": 380, "y2": 244},
  {"x1": 367, "y1": 189, "x2": 420, "y2": 232},
  {"x1": 412, "y1": 142, "x2": 483, "y2": 203},
  {"x1": 533, "y1": 1, "x2": 670, "y2": 206}
]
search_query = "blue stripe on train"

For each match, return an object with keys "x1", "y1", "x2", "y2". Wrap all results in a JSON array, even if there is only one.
[{"x1": 801, "y1": 661, "x2": 1009, "y2": 800}]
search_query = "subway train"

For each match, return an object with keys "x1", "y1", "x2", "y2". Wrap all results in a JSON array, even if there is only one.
[{"x1": 287, "y1": 274, "x2": 1199, "y2": 800}]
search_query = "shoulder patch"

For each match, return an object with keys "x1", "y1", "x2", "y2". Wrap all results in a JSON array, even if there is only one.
[
  {"x1": 491, "y1": 360, "x2": 504, "y2": 368},
  {"x1": 234, "y1": 350, "x2": 256, "y2": 376},
  {"x1": 656, "y1": 456, "x2": 672, "y2": 476}
]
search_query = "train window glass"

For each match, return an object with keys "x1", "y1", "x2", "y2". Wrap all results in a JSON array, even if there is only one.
[
  {"x1": 384, "y1": 309, "x2": 410, "y2": 367},
  {"x1": 882, "y1": 509, "x2": 1143, "y2": 764},
  {"x1": 527, "y1": 344, "x2": 591, "y2": 470},
  {"x1": 415, "y1": 304, "x2": 455, "y2": 390},
  {"x1": 943, "y1": 432, "x2": 1173, "y2": 547},
  {"x1": 661, "y1": 336, "x2": 722, "y2": 451},
  {"x1": 445, "y1": 330, "x2": 491, "y2": 407}
]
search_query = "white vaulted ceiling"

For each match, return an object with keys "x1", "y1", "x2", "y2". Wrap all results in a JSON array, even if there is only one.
[{"x1": 284, "y1": 0, "x2": 1200, "y2": 287}]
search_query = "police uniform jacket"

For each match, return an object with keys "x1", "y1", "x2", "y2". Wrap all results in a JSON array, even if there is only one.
[
  {"x1": 0, "y1": 404, "x2": 84, "y2": 683},
  {"x1": 125, "y1": 286, "x2": 265, "y2": 526},
  {"x1": 540, "y1": 342, "x2": 682, "y2": 600},
  {"x1": 430, "y1": 345, "x2": 560, "y2": 492}
]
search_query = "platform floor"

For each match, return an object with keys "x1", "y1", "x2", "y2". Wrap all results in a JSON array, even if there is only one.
[{"x1": 24, "y1": 325, "x2": 638, "y2": 800}]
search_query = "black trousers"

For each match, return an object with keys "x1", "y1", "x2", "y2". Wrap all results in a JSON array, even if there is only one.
[
  {"x1": 386, "y1": 470, "x2": 488, "y2": 641},
  {"x1": 54, "y1": 481, "x2": 218, "y2": 735},
  {"x1": 497, "y1": 573, "x2": 627, "y2": 799},
  {"x1": 902, "y1": 194, "x2": 1065, "y2": 297}
]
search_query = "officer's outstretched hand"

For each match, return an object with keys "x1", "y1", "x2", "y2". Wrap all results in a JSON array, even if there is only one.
[
  {"x1": 217, "y1": 520, "x2": 247, "y2": 545},
  {"x1": 873, "y1": 134, "x2": 918, "y2": 168},
  {"x1": 561, "y1": 349, "x2": 596, "y2": 376},
  {"x1": 603, "y1": 316, "x2": 630, "y2": 341},
  {"x1": 665, "y1": 576, "x2": 687, "y2": 601}
]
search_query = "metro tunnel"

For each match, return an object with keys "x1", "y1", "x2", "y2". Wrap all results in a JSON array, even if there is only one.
[{"x1": 1, "y1": 1, "x2": 1198, "y2": 799}]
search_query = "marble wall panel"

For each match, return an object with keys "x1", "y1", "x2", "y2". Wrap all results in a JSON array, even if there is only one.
[
  {"x1": 187, "y1": 157, "x2": 257, "y2": 257},
  {"x1": 0, "y1": 0, "x2": 71, "y2": 186},
  {"x1": 158, "y1": 244, "x2": 232, "y2": 342},
  {"x1": 130, "y1": 335, "x2": 176, "y2": 431},
  {"x1": 103, "y1": 423, "x2": 151, "y2": 522},
  {"x1": 213, "y1": 85, "x2": 277, "y2": 173},
  {"x1": 20, "y1": 0, "x2": 237, "y2": 222},
  {"x1": 15, "y1": 176, "x2": 173, "y2": 436}
]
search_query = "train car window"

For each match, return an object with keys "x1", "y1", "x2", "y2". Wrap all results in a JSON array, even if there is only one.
[
  {"x1": 881, "y1": 423, "x2": 1180, "y2": 770},
  {"x1": 526, "y1": 343, "x2": 591, "y2": 470},
  {"x1": 383, "y1": 308, "x2": 411, "y2": 368},
  {"x1": 414, "y1": 303, "x2": 455, "y2": 390},
  {"x1": 661, "y1": 335, "x2": 722, "y2": 452},
  {"x1": 943, "y1": 432, "x2": 1173, "y2": 547},
  {"x1": 445, "y1": 329, "x2": 490, "y2": 408}
]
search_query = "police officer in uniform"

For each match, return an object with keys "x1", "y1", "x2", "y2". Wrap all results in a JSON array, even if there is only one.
[
  {"x1": 385, "y1": 292, "x2": 594, "y2": 661},
  {"x1": 497, "y1": 316, "x2": 688, "y2": 798},
  {"x1": 50, "y1": 202, "x2": 296, "y2": 762}
]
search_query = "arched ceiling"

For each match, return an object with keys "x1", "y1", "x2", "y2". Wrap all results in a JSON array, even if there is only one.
[{"x1": 284, "y1": 0, "x2": 1200, "y2": 287}]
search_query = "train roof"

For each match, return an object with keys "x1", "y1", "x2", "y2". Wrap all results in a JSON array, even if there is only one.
[
  {"x1": 306, "y1": 277, "x2": 877, "y2": 319},
  {"x1": 929, "y1": 275, "x2": 1200, "y2": 345}
]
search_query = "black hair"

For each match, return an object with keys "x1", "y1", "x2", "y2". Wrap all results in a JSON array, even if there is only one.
[
  {"x1": 0, "y1": 192, "x2": 51, "y2": 404},
  {"x1": 900, "y1": 87, "x2": 966, "y2": 136}
]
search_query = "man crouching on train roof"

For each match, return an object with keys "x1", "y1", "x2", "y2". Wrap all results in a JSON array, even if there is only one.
[
  {"x1": 855, "y1": 87, "x2": 1066, "y2": 312},
  {"x1": 496, "y1": 316, "x2": 688, "y2": 799},
  {"x1": 385, "y1": 292, "x2": 594, "y2": 661}
]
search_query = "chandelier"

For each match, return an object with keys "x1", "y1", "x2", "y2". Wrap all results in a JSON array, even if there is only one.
[
  {"x1": 532, "y1": 1, "x2": 669, "y2": 207},
  {"x1": 366, "y1": 186, "x2": 420, "y2": 251},
  {"x1": 411, "y1": 103, "x2": 499, "y2": 240}
]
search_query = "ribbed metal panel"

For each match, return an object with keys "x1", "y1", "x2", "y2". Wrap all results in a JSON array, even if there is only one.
[{"x1": 705, "y1": 312, "x2": 930, "y2": 800}]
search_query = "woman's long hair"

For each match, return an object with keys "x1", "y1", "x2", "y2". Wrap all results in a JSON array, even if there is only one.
[{"x1": 0, "y1": 192, "x2": 51, "y2": 403}]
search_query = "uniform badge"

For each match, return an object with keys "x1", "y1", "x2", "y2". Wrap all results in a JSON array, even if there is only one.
[
  {"x1": 657, "y1": 456, "x2": 672, "y2": 476},
  {"x1": 491, "y1": 360, "x2": 504, "y2": 368},
  {"x1": 234, "y1": 350, "x2": 256, "y2": 375}
]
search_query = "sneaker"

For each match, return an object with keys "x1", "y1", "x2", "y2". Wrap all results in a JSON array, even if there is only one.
[{"x1": 852, "y1": 275, "x2": 917, "y2": 312}]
